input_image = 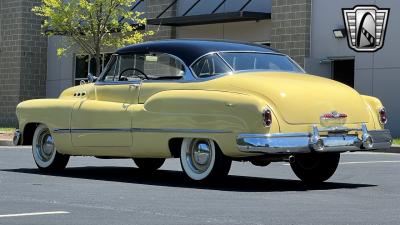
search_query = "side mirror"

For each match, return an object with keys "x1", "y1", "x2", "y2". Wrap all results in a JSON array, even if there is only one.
[{"x1": 88, "y1": 73, "x2": 98, "y2": 83}]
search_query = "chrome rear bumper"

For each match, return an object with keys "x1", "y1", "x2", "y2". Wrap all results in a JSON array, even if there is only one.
[{"x1": 237, "y1": 124, "x2": 392, "y2": 154}]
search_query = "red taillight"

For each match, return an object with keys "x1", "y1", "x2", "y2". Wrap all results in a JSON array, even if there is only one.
[
  {"x1": 263, "y1": 108, "x2": 272, "y2": 127},
  {"x1": 379, "y1": 107, "x2": 387, "y2": 124}
]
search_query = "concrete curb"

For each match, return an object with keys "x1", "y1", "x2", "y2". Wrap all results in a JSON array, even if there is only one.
[
  {"x1": 0, "y1": 140, "x2": 13, "y2": 146},
  {"x1": 381, "y1": 145, "x2": 400, "y2": 154}
]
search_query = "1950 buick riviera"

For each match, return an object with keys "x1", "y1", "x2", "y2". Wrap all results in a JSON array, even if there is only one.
[{"x1": 14, "y1": 39, "x2": 392, "y2": 183}]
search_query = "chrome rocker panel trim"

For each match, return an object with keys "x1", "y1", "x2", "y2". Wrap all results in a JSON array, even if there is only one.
[
  {"x1": 237, "y1": 124, "x2": 392, "y2": 154},
  {"x1": 53, "y1": 128, "x2": 231, "y2": 134}
]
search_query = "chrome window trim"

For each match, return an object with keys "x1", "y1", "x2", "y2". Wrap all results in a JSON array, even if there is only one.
[
  {"x1": 96, "y1": 54, "x2": 118, "y2": 81},
  {"x1": 95, "y1": 80, "x2": 142, "y2": 86},
  {"x1": 189, "y1": 51, "x2": 305, "y2": 80},
  {"x1": 190, "y1": 51, "x2": 286, "y2": 68},
  {"x1": 53, "y1": 128, "x2": 231, "y2": 134},
  {"x1": 188, "y1": 52, "x2": 234, "y2": 80},
  {"x1": 95, "y1": 51, "x2": 305, "y2": 85}
]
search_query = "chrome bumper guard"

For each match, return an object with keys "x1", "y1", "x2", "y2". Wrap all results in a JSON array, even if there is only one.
[
  {"x1": 237, "y1": 124, "x2": 392, "y2": 154},
  {"x1": 13, "y1": 129, "x2": 21, "y2": 146}
]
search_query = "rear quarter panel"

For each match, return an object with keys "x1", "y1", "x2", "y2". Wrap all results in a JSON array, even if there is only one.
[
  {"x1": 132, "y1": 89, "x2": 280, "y2": 157},
  {"x1": 361, "y1": 95, "x2": 385, "y2": 130}
]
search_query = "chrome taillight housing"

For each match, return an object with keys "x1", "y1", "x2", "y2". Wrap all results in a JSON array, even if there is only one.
[
  {"x1": 379, "y1": 107, "x2": 387, "y2": 124},
  {"x1": 263, "y1": 108, "x2": 272, "y2": 127}
]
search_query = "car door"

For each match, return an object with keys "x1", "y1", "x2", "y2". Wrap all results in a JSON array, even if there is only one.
[{"x1": 71, "y1": 54, "x2": 142, "y2": 149}]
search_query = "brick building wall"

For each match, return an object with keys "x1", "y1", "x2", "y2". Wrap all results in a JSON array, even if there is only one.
[
  {"x1": 0, "y1": 0, "x2": 47, "y2": 127},
  {"x1": 270, "y1": 0, "x2": 311, "y2": 67},
  {"x1": 145, "y1": 0, "x2": 176, "y2": 40}
]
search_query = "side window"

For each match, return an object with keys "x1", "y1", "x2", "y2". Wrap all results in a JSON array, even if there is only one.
[
  {"x1": 142, "y1": 54, "x2": 185, "y2": 79},
  {"x1": 191, "y1": 54, "x2": 232, "y2": 78},
  {"x1": 101, "y1": 53, "x2": 186, "y2": 82}
]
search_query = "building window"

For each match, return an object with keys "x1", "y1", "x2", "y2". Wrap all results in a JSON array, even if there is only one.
[{"x1": 74, "y1": 53, "x2": 113, "y2": 85}]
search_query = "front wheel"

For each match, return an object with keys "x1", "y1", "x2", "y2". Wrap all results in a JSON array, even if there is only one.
[
  {"x1": 290, "y1": 153, "x2": 340, "y2": 184},
  {"x1": 180, "y1": 138, "x2": 232, "y2": 181},
  {"x1": 32, "y1": 124, "x2": 69, "y2": 172}
]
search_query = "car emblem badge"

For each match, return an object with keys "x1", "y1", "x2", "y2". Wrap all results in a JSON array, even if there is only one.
[
  {"x1": 342, "y1": 5, "x2": 390, "y2": 52},
  {"x1": 321, "y1": 111, "x2": 348, "y2": 121}
]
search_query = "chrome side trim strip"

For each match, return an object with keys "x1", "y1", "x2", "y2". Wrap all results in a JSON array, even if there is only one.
[
  {"x1": 53, "y1": 128, "x2": 231, "y2": 134},
  {"x1": 131, "y1": 128, "x2": 230, "y2": 133},
  {"x1": 53, "y1": 129, "x2": 71, "y2": 134},
  {"x1": 71, "y1": 128, "x2": 131, "y2": 133},
  {"x1": 53, "y1": 128, "x2": 131, "y2": 134}
]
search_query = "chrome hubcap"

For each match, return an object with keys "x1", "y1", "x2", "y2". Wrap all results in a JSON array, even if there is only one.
[
  {"x1": 35, "y1": 129, "x2": 55, "y2": 162},
  {"x1": 186, "y1": 139, "x2": 212, "y2": 173}
]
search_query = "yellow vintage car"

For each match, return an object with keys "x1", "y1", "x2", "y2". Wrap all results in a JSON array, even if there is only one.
[{"x1": 15, "y1": 39, "x2": 392, "y2": 183}]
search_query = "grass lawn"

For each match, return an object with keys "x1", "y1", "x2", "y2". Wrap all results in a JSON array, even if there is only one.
[
  {"x1": 0, "y1": 128, "x2": 15, "y2": 134},
  {"x1": 393, "y1": 138, "x2": 400, "y2": 145}
]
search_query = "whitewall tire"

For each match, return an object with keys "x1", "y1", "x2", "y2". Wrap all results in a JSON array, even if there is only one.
[
  {"x1": 180, "y1": 138, "x2": 231, "y2": 181},
  {"x1": 32, "y1": 124, "x2": 69, "y2": 172}
]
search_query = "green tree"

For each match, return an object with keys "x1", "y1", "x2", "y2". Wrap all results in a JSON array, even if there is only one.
[{"x1": 33, "y1": 0, "x2": 153, "y2": 76}]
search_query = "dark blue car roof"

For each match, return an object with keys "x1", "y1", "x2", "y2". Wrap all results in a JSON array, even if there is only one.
[{"x1": 116, "y1": 39, "x2": 277, "y2": 66}]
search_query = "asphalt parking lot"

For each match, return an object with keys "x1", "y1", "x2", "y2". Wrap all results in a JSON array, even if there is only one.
[{"x1": 1, "y1": 147, "x2": 400, "y2": 225}]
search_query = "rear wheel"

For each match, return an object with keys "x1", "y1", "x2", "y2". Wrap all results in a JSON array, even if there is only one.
[
  {"x1": 180, "y1": 138, "x2": 231, "y2": 181},
  {"x1": 32, "y1": 124, "x2": 69, "y2": 172},
  {"x1": 290, "y1": 153, "x2": 340, "y2": 183},
  {"x1": 133, "y1": 158, "x2": 165, "y2": 172}
]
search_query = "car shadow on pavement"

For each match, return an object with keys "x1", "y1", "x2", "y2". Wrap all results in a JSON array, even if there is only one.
[{"x1": 2, "y1": 167, "x2": 376, "y2": 192}]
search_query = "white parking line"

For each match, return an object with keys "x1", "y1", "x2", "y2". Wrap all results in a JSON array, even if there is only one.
[
  {"x1": 0, "y1": 146, "x2": 31, "y2": 149},
  {"x1": 340, "y1": 160, "x2": 400, "y2": 165},
  {"x1": 283, "y1": 160, "x2": 400, "y2": 166},
  {"x1": 0, "y1": 211, "x2": 69, "y2": 218},
  {"x1": 343, "y1": 152, "x2": 400, "y2": 156}
]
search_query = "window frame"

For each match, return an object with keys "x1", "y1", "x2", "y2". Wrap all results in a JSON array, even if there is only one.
[{"x1": 190, "y1": 53, "x2": 234, "y2": 78}]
